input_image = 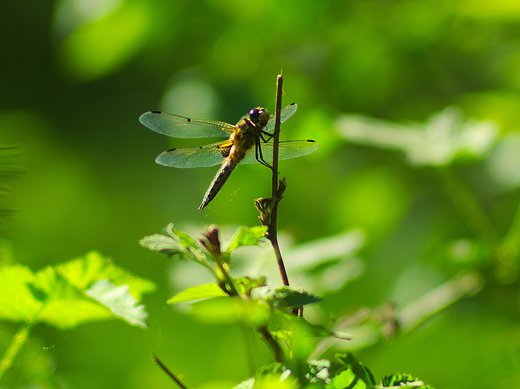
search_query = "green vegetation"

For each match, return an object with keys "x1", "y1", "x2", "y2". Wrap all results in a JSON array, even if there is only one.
[{"x1": 2, "y1": 0, "x2": 520, "y2": 388}]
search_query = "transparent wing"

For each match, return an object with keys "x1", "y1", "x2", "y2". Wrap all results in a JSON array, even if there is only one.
[
  {"x1": 155, "y1": 141, "x2": 229, "y2": 168},
  {"x1": 140, "y1": 111, "x2": 235, "y2": 138},
  {"x1": 265, "y1": 103, "x2": 298, "y2": 133},
  {"x1": 241, "y1": 139, "x2": 318, "y2": 165}
]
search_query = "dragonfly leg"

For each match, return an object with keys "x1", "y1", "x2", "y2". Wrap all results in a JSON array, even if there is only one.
[
  {"x1": 255, "y1": 140, "x2": 273, "y2": 170},
  {"x1": 259, "y1": 130, "x2": 274, "y2": 143}
]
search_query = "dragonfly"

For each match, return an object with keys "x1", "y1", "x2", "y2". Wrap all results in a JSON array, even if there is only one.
[{"x1": 139, "y1": 103, "x2": 318, "y2": 210}]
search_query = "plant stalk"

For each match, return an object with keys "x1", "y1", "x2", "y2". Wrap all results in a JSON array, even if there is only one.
[
  {"x1": 152, "y1": 353, "x2": 189, "y2": 389},
  {"x1": 269, "y1": 73, "x2": 291, "y2": 287},
  {"x1": 0, "y1": 325, "x2": 30, "y2": 380}
]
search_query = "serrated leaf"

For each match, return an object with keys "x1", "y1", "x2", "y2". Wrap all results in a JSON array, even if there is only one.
[
  {"x1": 30, "y1": 265, "x2": 114, "y2": 329},
  {"x1": 139, "y1": 233, "x2": 181, "y2": 254},
  {"x1": 167, "y1": 283, "x2": 227, "y2": 304},
  {"x1": 140, "y1": 224, "x2": 189, "y2": 253},
  {"x1": 140, "y1": 224, "x2": 207, "y2": 262},
  {"x1": 85, "y1": 279, "x2": 148, "y2": 327},
  {"x1": 225, "y1": 226, "x2": 268, "y2": 252},
  {"x1": 56, "y1": 251, "x2": 156, "y2": 299},
  {"x1": 380, "y1": 373, "x2": 432, "y2": 388},
  {"x1": 268, "y1": 287, "x2": 321, "y2": 309},
  {"x1": 330, "y1": 353, "x2": 375, "y2": 388},
  {"x1": 0, "y1": 252, "x2": 156, "y2": 330}
]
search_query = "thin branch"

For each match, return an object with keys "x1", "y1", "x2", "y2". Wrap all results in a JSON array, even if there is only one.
[
  {"x1": 201, "y1": 227, "x2": 239, "y2": 296},
  {"x1": 271, "y1": 74, "x2": 283, "y2": 198},
  {"x1": 257, "y1": 325, "x2": 283, "y2": 363},
  {"x1": 0, "y1": 325, "x2": 30, "y2": 380},
  {"x1": 268, "y1": 73, "x2": 290, "y2": 287},
  {"x1": 152, "y1": 353, "x2": 189, "y2": 389}
]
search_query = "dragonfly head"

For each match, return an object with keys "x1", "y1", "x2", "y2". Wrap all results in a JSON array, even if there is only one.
[{"x1": 249, "y1": 107, "x2": 270, "y2": 127}]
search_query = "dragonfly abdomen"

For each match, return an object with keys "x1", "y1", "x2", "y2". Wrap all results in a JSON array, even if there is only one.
[{"x1": 198, "y1": 159, "x2": 239, "y2": 210}]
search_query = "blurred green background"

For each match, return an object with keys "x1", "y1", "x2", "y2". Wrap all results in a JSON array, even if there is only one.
[{"x1": 2, "y1": 0, "x2": 520, "y2": 388}]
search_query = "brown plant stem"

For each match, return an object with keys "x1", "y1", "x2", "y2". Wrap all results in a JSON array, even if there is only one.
[
  {"x1": 152, "y1": 353, "x2": 189, "y2": 389},
  {"x1": 268, "y1": 73, "x2": 291, "y2": 287}
]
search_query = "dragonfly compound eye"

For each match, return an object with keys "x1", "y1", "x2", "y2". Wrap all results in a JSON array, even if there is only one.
[
  {"x1": 249, "y1": 108, "x2": 260, "y2": 122},
  {"x1": 249, "y1": 108, "x2": 269, "y2": 126}
]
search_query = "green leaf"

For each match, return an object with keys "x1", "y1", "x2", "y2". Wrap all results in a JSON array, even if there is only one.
[
  {"x1": 234, "y1": 276, "x2": 267, "y2": 296},
  {"x1": 250, "y1": 376, "x2": 296, "y2": 389},
  {"x1": 328, "y1": 369, "x2": 368, "y2": 389},
  {"x1": 0, "y1": 265, "x2": 42, "y2": 324},
  {"x1": 224, "y1": 226, "x2": 268, "y2": 252},
  {"x1": 232, "y1": 378, "x2": 254, "y2": 389},
  {"x1": 56, "y1": 251, "x2": 156, "y2": 299},
  {"x1": 256, "y1": 362, "x2": 287, "y2": 377},
  {"x1": 85, "y1": 279, "x2": 148, "y2": 328},
  {"x1": 329, "y1": 353, "x2": 376, "y2": 388},
  {"x1": 233, "y1": 369, "x2": 297, "y2": 389},
  {"x1": 379, "y1": 373, "x2": 433, "y2": 388},
  {"x1": 139, "y1": 233, "x2": 182, "y2": 254},
  {"x1": 268, "y1": 287, "x2": 322, "y2": 309},
  {"x1": 140, "y1": 224, "x2": 207, "y2": 262},
  {"x1": 174, "y1": 229, "x2": 200, "y2": 249},
  {"x1": 29, "y1": 265, "x2": 113, "y2": 329},
  {"x1": 189, "y1": 297, "x2": 270, "y2": 326},
  {"x1": 0, "y1": 252, "x2": 156, "y2": 330},
  {"x1": 310, "y1": 324, "x2": 352, "y2": 341},
  {"x1": 167, "y1": 283, "x2": 227, "y2": 304},
  {"x1": 268, "y1": 313, "x2": 319, "y2": 363}
]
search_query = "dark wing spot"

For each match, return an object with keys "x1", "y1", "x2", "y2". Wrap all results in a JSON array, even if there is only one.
[
  {"x1": 186, "y1": 118, "x2": 191, "y2": 122},
  {"x1": 151, "y1": 111, "x2": 162, "y2": 114}
]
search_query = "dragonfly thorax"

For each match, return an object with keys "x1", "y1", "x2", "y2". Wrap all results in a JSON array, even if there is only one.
[{"x1": 233, "y1": 107, "x2": 270, "y2": 142}]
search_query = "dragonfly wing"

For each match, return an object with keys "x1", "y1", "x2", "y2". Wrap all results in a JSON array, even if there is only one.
[
  {"x1": 155, "y1": 141, "x2": 229, "y2": 168},
  {"x1": 265, "y1": 103, "x2": 298, "y2": 133},
  {"x1": 241, "y1": 140, "x2": 318, "y2": 165},
  {"x1": 140, "y1": 111, "x2": 234, "y2": 138}
]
